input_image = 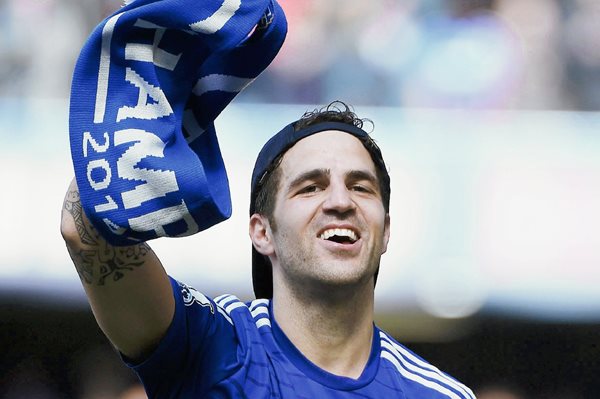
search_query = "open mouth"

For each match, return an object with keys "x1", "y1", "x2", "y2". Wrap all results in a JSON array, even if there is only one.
[{"x1": 318, "y1": 228, "x2": 359, "y2": 244}]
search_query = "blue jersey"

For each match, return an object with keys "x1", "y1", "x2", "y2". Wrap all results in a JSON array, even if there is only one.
[{"x1": 128, "y1": 278, "x2": 475, "y2": 398}]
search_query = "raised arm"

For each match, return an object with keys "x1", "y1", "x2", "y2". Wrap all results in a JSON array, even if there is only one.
[
  {"x1": 62, "y1": 0, "x2": 286, "y2": 364},
  {"x1": 61, "y1": 178, "x2": 174, "y2": 361}
]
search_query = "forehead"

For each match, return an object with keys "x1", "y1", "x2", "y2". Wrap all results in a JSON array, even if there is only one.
[{"x1": 279, "y1": 130, "x2": 376, "y2": 178}]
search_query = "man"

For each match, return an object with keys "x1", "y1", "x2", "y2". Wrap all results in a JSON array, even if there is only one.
[{"x1": 62, "y1": 101, "x2": 475, "y2": 398}]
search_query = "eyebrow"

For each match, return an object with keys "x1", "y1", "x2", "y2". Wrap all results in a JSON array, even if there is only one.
[
  {"x1": 287, "y1": 168, "x2": 330, "y2": 192},
  {"x1": 346, "y1": 170, "x2": 379, "y2": 187}
]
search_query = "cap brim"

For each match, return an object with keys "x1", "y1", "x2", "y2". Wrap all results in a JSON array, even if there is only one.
[{"x1": 252, "y1": 246, "x2": 273, "y2": 299}]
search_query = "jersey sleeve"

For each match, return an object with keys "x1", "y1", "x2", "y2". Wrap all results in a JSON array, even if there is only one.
[{"x1": 126, "y1": 276, "x2": 241, "y2": 397}]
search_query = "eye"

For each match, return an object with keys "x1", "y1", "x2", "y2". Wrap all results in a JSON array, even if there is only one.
[
  {"x1": 350, "y1": 184, "x2": 373, "y2": 193},
  {"x1": 297, "y1": 184, "x2": 322, "y2": 194}
]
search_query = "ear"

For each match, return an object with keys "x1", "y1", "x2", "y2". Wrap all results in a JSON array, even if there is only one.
[
  {"x1": 381, "y1": 213, "x2": 391, "y2": 254},
  {"x1": 249, "y1": 213, "x2": 275, "y2": 257}
]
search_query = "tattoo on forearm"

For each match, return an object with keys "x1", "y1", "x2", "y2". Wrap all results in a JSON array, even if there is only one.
[
  {"x1": 63, "y1": 187, "x2": 150, "y2": 286},
  {"x1": 63, "y1": 189, "x2": 97, "y2": 246}
]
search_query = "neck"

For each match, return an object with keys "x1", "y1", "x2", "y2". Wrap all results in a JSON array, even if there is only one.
[{"x1": 272, "y1": 281, "x2": 375, "y2": 379}]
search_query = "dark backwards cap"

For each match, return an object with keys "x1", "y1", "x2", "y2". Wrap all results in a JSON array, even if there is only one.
[{"x1": 250, "y1": 121, "x2": 374, "y2": 299}]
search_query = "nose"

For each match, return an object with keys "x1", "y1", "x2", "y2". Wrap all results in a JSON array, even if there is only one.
[{"x1": 322, "y1": 180, "x2": 356, "y2": 214}]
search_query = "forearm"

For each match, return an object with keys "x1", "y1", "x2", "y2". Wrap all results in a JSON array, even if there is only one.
[{"x1": 61, "y1": 179, "x2": 174, "y2": 360}]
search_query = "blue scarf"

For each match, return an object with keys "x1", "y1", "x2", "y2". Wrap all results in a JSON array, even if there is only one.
[{"x1": 69, "y1": 0, "x2": 286, "y2": 245}]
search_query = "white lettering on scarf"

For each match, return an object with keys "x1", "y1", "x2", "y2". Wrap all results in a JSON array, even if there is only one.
[
  {"x1": 84, "y1": 16, "x2": 201, "y2": 237},
  {"x1": 114, "y1": 128, "x2": 178, "y2": 209},
  {"x1": 189, "y1": 0, "x2": 241, "y2": 34},
  {"x1": 116, "y1": 68, "x2": 173, "y2": 122}
]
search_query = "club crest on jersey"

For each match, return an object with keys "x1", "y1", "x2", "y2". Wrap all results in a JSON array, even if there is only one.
[{"x1": 180, "y1": 282, "x2": 214, "y2": 314}]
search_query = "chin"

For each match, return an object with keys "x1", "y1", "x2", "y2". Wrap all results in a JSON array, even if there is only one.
[{"x1": 314, "y1": 264, "x2": 374, "y2": 288}]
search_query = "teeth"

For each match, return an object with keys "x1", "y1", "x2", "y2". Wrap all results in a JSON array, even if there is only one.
[{"x1": 319, "y1": 228, "x2": 357, "y2": 242}]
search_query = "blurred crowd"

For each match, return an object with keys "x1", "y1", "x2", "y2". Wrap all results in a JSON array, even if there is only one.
[
  {"x1": 1, "y1": 0, "x2": 598, "y2": 398},
  {"x1": 1, "y1": 345, "x2": 145, "y2": 399},
  {"x1": 1, "y1": 0, "x2": 600, "y2": 110}
]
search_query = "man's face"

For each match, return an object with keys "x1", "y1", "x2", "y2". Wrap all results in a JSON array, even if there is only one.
[{"x1": 266, "y1": 130, "x2": 390, "y2": 295}]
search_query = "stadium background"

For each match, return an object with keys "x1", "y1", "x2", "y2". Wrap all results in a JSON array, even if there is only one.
[{"x1": 1, "y1": 0, "x2": 599, "y2": 397}]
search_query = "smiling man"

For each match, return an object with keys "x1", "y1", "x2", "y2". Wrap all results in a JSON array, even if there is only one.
[{"x1": 62, "y1": 101, "x2": 475, "y2": 398}]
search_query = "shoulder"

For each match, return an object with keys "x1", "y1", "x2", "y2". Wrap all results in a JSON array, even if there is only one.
[
  {"x1": 172, "y1": 279, "x2": 272, "y2": 329},
  {"x1": 377, "y1": 329, "x2": 475, "y2": 399},
  {"x1": 211, "y1": 294, "x2": 275, "y2": 346}
]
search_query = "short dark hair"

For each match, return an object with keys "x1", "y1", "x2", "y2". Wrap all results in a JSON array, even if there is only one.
[{"x1": 253, "y1": 101, "x2": 391, "y2": 222}]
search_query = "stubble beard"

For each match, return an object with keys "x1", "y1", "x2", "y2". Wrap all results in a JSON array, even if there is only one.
[{"x1": 274, "y1": 230, "x2": 382, "y2": 300}]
